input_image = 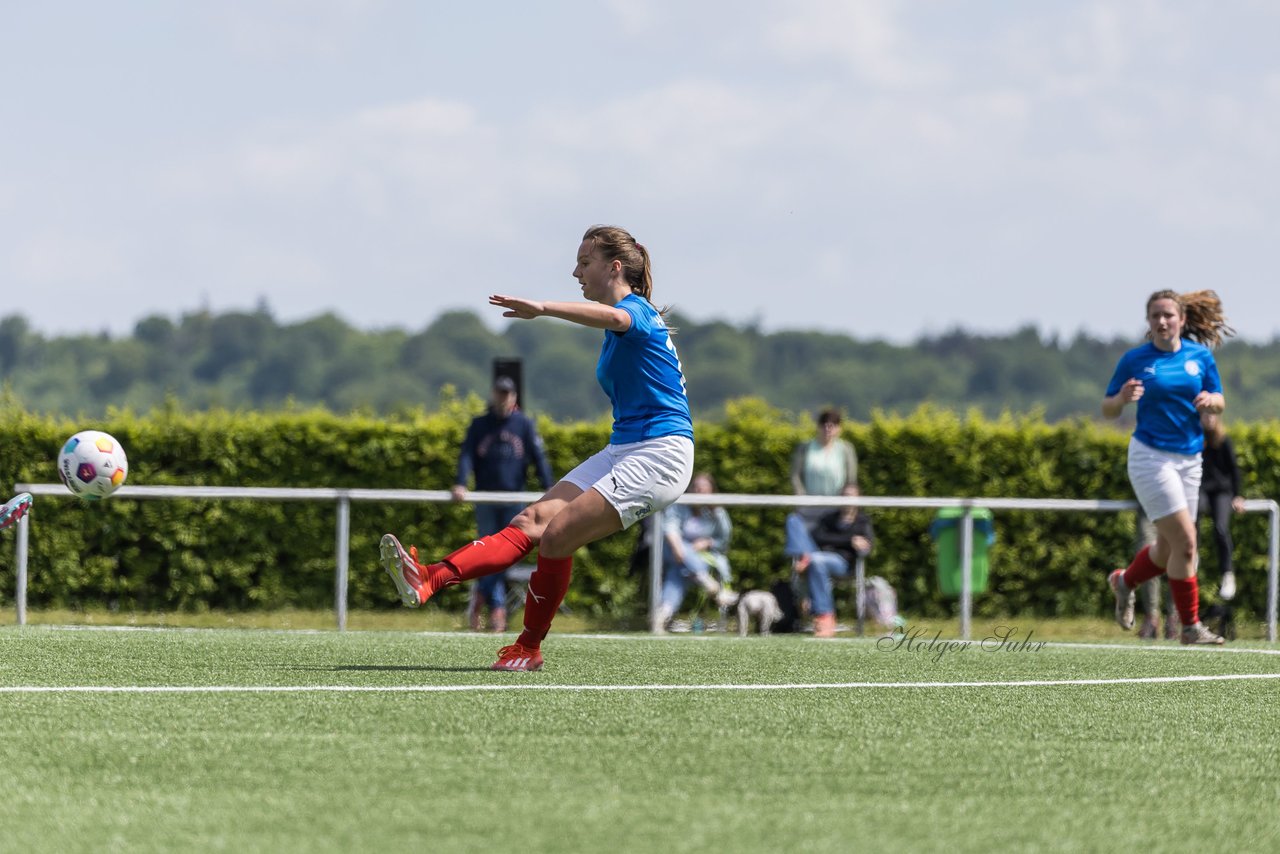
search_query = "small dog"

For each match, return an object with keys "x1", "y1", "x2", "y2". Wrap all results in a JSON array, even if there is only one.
[{"x1": 734, "y1": 590, "x2": 783, "y2": 637}]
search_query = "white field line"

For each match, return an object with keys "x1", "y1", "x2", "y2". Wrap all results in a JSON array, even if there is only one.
[
  {"x1": 1043, "y1": 640, "x2": 1280, "y2": 657},
  {"x1": 27, "y1": 624, "x2": 1280, "y2": 656},
  {"x1": 3, "y1": 672, "x2": 1280, "y2": 694}
]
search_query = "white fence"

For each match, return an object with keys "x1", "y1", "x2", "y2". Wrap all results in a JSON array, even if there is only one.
[{"x1": 11, "y1": 483, "x2": 1280, "y2": 642}]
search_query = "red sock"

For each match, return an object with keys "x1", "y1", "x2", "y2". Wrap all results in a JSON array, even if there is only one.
[
  {"x1": 517, "y1": 554, "x2": 572, "y2": 649},
  {"x1": 1168, "y1": 577, "x2": 1200, "y2": 627},
  {"x1": 1121, "y1": 545, "x2": 1165, "y2": 589},
  {"x1": 440, "y1": 527, "x2": 534, "y2": 582}
]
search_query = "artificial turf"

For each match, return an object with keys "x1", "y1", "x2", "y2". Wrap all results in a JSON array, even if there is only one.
[{"x1": 2, "y1": 626, "x2": 1278, "y2": 853}]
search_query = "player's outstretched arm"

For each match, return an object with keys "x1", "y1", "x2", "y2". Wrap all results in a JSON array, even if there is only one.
[{"x1": 489, "y1": 295, "x2": 630, "y2": 332}]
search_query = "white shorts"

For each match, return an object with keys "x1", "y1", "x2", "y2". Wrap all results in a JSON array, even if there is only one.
[
  {"x1": 562, "y1": 435, "x2": 695, "y2": 530},
  {"x1": 1128, "y1": 437, "x2": 1201, "y2": 522}
]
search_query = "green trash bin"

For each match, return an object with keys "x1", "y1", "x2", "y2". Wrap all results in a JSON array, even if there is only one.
[{"x1": 930, "y1": 508, "x2": 996, "y2": 598}]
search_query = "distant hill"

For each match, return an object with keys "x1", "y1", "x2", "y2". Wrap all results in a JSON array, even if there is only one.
[{"x1": 2, "y1": 309, "x2": 1278, "y2": 423}]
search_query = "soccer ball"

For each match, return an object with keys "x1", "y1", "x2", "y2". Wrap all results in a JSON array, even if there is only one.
[{"x1": 58, "y1": 430, "x2": 129, "y2": 500}]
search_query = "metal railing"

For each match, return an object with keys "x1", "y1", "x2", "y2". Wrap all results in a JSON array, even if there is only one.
[
  {"x1": 11, "y1": 483, "x2": 1279, "y2": 641},
  {"x1": 10, "y1": 483, "x2": 539, "y2": 632},
  {"x1": 658, "y1": 494, "x2": 1279, "y2": 642}
]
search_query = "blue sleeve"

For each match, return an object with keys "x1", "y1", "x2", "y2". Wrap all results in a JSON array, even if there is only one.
[
  {"x1": 1105, "y1": 353, "x2": 1132, "y2": 397},
  {"x1": 1202, "y1": 352, "x2": 1223, "y2": 395},
  {"x1": 614, "y1": 297, "x2": 651, "y2": 341}
]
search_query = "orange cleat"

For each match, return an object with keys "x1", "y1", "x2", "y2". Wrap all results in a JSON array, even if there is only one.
[
  {"x1": 0, "y1": 493, "x2": 32, "y2": 532},
  {"x1": 379, "y1": 534, "x2": 455, "y2": 607},
  {"x1": 491, "y1": 642, "x2": 544, "y2": 672}
]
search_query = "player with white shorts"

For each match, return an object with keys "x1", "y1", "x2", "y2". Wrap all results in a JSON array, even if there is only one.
[
  {"x1": 562, "y1": 435, "x2": 694, "y2": 530},
  {"x1": 1103, "y1": 289, "x2": 1233, "y2": 645},
  {"x1": 379, "y1": 225, "x2": 694, "y2": 670}
]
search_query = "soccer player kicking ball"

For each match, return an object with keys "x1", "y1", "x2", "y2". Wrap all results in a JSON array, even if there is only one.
[
  {"x1": 0, "y1": 493, "x2": 32, "y2": 532},
  {"x1": 1104, "y1": 290, "x2": 1232, "y2": 645},
  {"x1": 380, "y1": 226, "x2": 694, "y2": 670}
]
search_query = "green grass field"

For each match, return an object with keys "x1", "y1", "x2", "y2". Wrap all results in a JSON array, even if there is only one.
[{"x1": 2, "y1": 625, "x2": 1279, "y2": 853}]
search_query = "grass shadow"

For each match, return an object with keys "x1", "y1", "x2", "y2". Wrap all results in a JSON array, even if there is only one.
[{"x1": 284, "y1": 663, "x2": 495, "y2": 674}]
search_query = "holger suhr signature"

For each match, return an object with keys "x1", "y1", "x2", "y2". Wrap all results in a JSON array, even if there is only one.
[{"x1": 876, "y1": 625, "x2": 1047, "y2": 663}]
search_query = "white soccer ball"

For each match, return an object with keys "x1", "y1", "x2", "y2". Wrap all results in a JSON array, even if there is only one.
[{"x1": 58, "y1": 430, "x2": 129, "y2": 500}]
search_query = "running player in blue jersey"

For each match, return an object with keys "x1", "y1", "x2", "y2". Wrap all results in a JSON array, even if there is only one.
[
  {"x1": 380, "y1": 225, "x2": 694, "y2": 670},
  {"x1": 1104, "y1": 289, "x2": 1233, "y2": 645}
]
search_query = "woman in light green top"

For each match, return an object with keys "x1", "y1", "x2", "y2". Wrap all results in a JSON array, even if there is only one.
[{"x1": 790, "y1": 408, "x2": 857, "y2": 525}]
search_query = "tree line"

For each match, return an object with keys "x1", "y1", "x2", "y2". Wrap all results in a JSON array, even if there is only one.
[{"x1": 2, "y1": 308, "x2": 1278, "y2": 423}]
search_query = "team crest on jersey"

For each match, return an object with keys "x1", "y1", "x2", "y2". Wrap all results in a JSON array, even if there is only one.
[{"x1": 1185, "y1": 362, "x2": 1201, "y2": 377}]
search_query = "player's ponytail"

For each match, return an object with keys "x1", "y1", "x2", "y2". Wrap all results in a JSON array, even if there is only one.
[
  {"x1": 582, "y1": 225, "x2": 670, "y2": 320},
  {"x1": 633, "y1": 241, "x2": 654, "y2": 304},
  {"x1": 1179, "y1": 290, "x2": 1234, "y2": 349},
  {"x1": 1144, "y1": 289, "x2": 1235, "y2": 349}
]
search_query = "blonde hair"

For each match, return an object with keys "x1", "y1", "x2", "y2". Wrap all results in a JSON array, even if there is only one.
[
  {"x1": 582, "y1": 225, "x2": 667, "y2": 316},
  {"x1": 1145, "y1": 289, "x2": 1235, "y2": 349}
]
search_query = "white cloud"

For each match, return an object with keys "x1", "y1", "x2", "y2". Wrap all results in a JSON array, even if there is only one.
[
  {"x1": 533, "y1": 79, "x2": 809, "y2": 194},
  {"x1": 767, "y1": 0, "x2": 947, "y2": 88},
  {"x1": 205, "y1": 0, "x2": 385, "y2": 58},
  {"x1": 162, "y1": 96, "x2": 530, "y2": 238},
  {"x1": 10, "y1": 233, "x2": 128, "y2": 285},
  {"x1": 6, "y1": 1, "x2": 1280, "y2": 343},
  {"x1": 607, "y1": 0, "x2": 660, "y2": 35}
]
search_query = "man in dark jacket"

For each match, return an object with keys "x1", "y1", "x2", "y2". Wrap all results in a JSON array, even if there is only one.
[{"x1": 453, "y1": 377, "x2": 553, "y2": 631}]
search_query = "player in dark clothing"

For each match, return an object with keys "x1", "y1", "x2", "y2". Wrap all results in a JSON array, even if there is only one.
[
  {"x1": 452, "y1": 376, "x2": 554, "y2": 631},
  {"x1": 1198, "y1": 412, "x2": 1245, "y2": 600}
]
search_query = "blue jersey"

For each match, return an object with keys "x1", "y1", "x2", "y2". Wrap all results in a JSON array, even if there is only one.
[
  {"x1": 596, "y1": 294, "x2": 694, "y2": 445},
  {"x1": 1105, "y1": 340, "x2": 1222, "y2": 455}
]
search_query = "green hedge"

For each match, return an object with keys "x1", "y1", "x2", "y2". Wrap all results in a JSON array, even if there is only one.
[{"x1": 2, "y1": 397, "x2": 1276, "y2": 621}]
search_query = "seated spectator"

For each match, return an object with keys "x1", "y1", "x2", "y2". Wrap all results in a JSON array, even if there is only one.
[
  {"x1": 783, "y1": 485, "x2": 875, "y2": 638},
  {"x1": 655, "y1": 472, "x2": 733, "y2": 631}
]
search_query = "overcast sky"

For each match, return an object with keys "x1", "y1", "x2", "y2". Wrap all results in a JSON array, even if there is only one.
[{"x1": 3, "y1": 1, "x2": 1278, "y2": 343}]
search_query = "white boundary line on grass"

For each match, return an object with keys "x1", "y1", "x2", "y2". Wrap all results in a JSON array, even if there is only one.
[
  {"x1": 29, "y1": 625, "x2": 1280, "y2": 657},
  {"x1": 21, "y1": 624, "x2": 1280, "y2": 658},
  {"x1": 1043, "y1": 640, "x2": 1280, "y2": 657},
  {"x1": 3, "y1": 672, "x2": 1280, "y2": 694}
]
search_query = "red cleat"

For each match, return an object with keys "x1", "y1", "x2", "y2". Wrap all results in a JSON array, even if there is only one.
[
  {"x1": 0, "y1": 493, "x2": 32, "y2": 532},
  {"x1": 379, "y1": 533, "x2": 456, "y2": 607},
  {"x1": 491, "y1": 642, "x2": 543, "y2": 672}
]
